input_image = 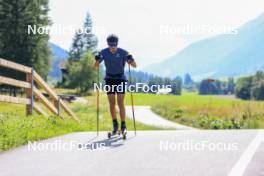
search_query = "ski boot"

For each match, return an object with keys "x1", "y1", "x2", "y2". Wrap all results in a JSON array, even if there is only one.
[
  {"x1": 107, "y1": 119, "x2": 120, "y2": 139},
  {"x1": 121, "y1": 121, "x2": 127, "y2": 140}
]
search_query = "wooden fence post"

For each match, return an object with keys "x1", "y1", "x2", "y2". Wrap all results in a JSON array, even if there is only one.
[
  {"x1": 26, "y1": 69, "x2": 34, "y2": 115},
  {"x1": 54, "y1": 96, "x2": 60, "y2": 116}
]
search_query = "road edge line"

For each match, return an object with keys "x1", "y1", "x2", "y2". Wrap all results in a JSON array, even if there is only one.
[{"x1": 228, "y1": 130, "x2": 262, "y2": 176}]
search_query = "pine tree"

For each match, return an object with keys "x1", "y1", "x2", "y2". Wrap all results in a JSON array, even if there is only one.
[
  {"x1": 82, "y1": 13, "x2": 98, "y2": 53},
  {"x1": 64, "y1": 12, "x2": 98, "y2": 89},
  {"x1": 0, "y1": 0, "x2": 51, "y2": 79},
  {"x1": 68, "y1": 30, "x2": 84, "y2": 61},
  {"x1": 184, "y1": 73, "x2": 193, "y2": 85},
  {"x1": 68, "y1": 13, "x2": 98, "y2": 61}
]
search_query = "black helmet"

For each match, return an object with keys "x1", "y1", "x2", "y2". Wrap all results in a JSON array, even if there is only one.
[{"x1": 107, "y1": 34, "x2": 118, "y2": 45}]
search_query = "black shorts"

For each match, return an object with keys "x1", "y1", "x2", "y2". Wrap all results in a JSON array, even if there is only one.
[{"x1": 105, "y1": 79, "x2": 126, "y2": 94}]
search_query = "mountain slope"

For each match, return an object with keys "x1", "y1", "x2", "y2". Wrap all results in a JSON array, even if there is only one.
[
  {"x1": 144, "y1": 13, "x2": 264, "y2": 79},
  {"x1": 49, "y1": 43, "x2": 68, "y2": 80}
]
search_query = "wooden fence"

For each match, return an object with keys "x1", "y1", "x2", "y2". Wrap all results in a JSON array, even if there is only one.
[{"x1": 0, "y1": 58, "x2": 80, "y2": 123}]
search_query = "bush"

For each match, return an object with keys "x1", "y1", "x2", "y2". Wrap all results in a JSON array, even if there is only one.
[
  {"x1": 65, "y1": 52, "x2": 97, "y2": 94},
  {"x1": 235, "y1": 76, "x2": 253, "y2": 100},
  {"x1": 222, "y1": 120, "x2": 233, "y2": 129},
  {"x1": 173, "y1": 109, "x2": 184, "y2": 118},
  {"x1": 235, "y1": 72, "x2": 264, "y2": 100},
  {"x1": 210, "y1": 120, "x2": 222, "y2": 129}
]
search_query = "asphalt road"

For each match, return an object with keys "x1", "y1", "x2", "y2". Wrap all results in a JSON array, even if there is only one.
[{"x1": 0, "y1": 130, "x2": 263, "y2": 176}]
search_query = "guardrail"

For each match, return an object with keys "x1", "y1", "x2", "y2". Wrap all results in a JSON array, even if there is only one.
[{"x1": 0, "y1": 58, "x2": 80, "y2": 123}]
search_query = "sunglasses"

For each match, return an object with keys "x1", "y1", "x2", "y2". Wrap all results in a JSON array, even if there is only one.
[{"x1": 108, "y1": 42, "x2": 117, "y2": 47}]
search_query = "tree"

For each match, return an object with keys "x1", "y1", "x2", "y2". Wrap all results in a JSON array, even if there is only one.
[
  {"x1": 65, "y1": 52, "x2": 97, "y2": 94},
  {"x1": 163, "y1": 77, "x2": 171, "y2": 85},
  {"x1": 199, "y1": 80, "x2": 209, "y2": 95},
  {"x1": 63, "y1": 12, "x2": 98, "y2": 88},
  {"x1": 147, "y1": 76, "x2": 157, "y2": 93},
  {"x1": 184, "y1": 73, "x2": 193, "y2": 85},
  {"x1": 174, "y1": 76, "x2": 183, "y2": 83},
  {"x1": 68, "y1": 30, "x2": 84, "y2": 62},
  {"x1": 251, "y1": 81, "x2": 264, "y2": 100},
  {"x1": 0, "y1": 0, "x2": 51, "y2": 79},
  {"x1": 235, "y1": 76, "x2": 253, "y2": 100},
  {"x1": 227, "y1": 77, "x2": 235, "y2": 94},
  {"x1": 235, "y1": 72, "x2": 264, "y2": 100},
  {"x1": 171, "y1": 78, "x2": 182, "y2": 95},
  {"x1": 82, "y1": 13, "x2": 98, "y2": 53},
  {"x1": 251, "y1": 72, "x2": 264, "y2": 100},
  {"x1": 68, "y1": 13, "x2": 98, "y2": 61}
]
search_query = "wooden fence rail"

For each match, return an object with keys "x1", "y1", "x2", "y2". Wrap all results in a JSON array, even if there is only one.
[{"x1": 0, "y1": 58, "x2": 80, "y2": 123}]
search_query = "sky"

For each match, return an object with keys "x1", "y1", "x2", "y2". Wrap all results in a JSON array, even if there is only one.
[{"x1": 49, "y1": 0, "x2": 264, "y2": 68}]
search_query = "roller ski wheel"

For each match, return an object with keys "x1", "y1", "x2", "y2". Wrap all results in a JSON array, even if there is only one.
[{"x1": 107, "y1": 130, "x2": 120, "y2": 139}]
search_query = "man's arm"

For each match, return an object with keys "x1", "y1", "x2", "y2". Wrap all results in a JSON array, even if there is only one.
[
  {"x1": 127, "y1": 54, "x2": 137, "y2": 68},
  {"x1": 94, "y1": 54, "x2": 102, "y2": 69}
]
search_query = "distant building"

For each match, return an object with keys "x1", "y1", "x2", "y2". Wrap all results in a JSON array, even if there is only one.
[{"x1": 156, "y1": 87, "x2": 172, "y2": 95}]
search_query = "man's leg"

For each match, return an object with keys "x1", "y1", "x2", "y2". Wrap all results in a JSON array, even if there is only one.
[
  {"x1": 107, "y1": 94, "x2": 118, "y2": 133},
  {"x1": 117, "y1": 93, "x2": 126, "y2": 131},
  {"x1": 107, "y1": 94, "x2": 116, "y2": 120}
]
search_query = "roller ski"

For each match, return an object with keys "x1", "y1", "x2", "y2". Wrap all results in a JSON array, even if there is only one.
[
  {"x1": 107, "y1": 129, "x2": 126, "y2": 140},
  {"x1": 107, "y1": 130, "x2": 120, "y2": 139},
  {"x1": 107, "y1": 119, "x2": 120, "y2": 139}
]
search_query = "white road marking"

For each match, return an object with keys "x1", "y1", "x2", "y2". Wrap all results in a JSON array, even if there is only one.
[{"x1": 228, "y1": 130, "x2": 263, "y2": 176}]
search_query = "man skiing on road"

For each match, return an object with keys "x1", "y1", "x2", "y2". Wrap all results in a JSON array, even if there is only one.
[{"x1": 94, "y1": 34, "x2": 137, "y2": 135}]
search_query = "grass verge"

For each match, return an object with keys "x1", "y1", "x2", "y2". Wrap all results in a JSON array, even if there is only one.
[{"x1": 0, "y1": 93, "x2": 158, "y2": 151}]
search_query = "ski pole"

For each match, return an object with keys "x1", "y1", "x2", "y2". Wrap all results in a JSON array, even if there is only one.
[
  {"x1": 128, "y1": 64, "x2": 137, "y2": 136},
  {"x1": 96, "y1": 66, "x2": 99, "y2": 136}
]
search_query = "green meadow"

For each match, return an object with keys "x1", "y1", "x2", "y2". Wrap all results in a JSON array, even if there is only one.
[{"x1": 126, "y1": 93, "x2": 264, "y2": 129}]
